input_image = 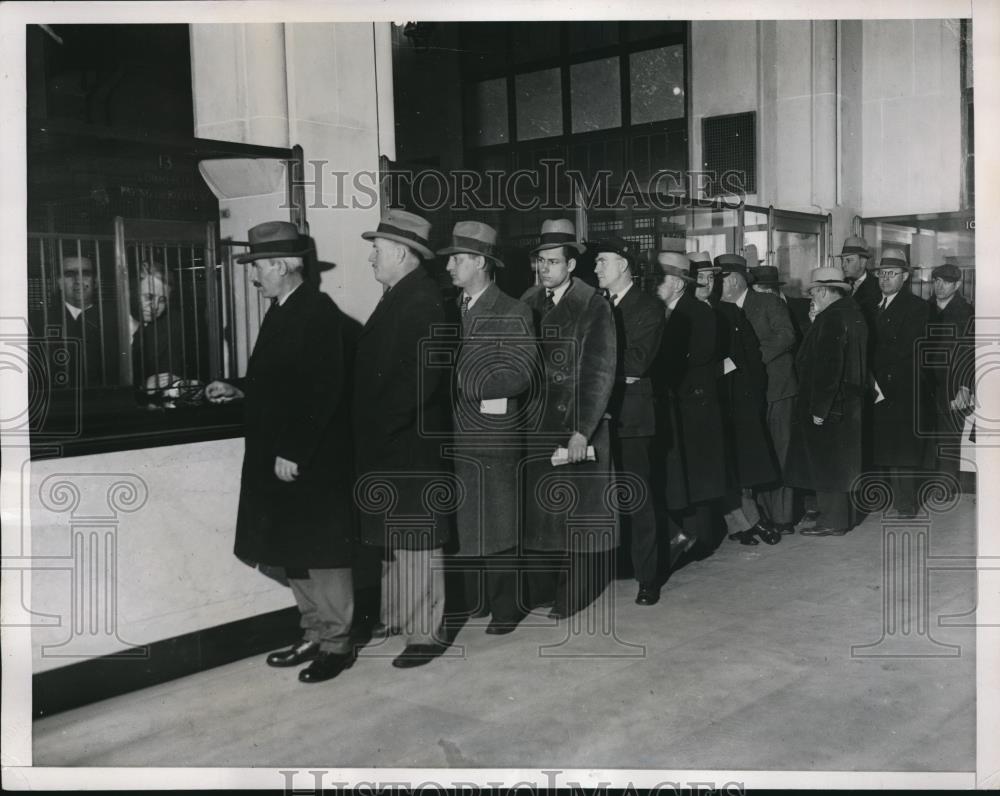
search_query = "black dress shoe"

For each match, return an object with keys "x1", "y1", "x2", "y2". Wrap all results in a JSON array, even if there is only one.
[
  {"x1": 298, "y1": 650, "x2": 355, "y2": 683},
  {"x1": 635, "y1": 585, "x2": 660, "y2": 606},
  {"x1": 728, "y1": 529, "x2": 759, "y2": 545},
  {"x1": 266, "y1": 640, "x2": 319, "y2": 668},
  {"x1": 752, "y1": 522, "x2": 782, "y2": 545},
  {"x1": 391, "y1": 642, "x2": 448, "y2": 669},
  {"x1": 485, "y1": 618, "x2": 519, "y2": 635}
]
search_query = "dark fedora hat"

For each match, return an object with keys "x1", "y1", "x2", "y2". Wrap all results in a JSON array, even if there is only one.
[
  {"x1": 715, "y1": 253, "x2": 749, "y2": 280},
  {"x1": 236, "y1": 221, "x2": 311, "y2": 263},
  {"x1": 361, "y1": 208, "x2": 435, "y2": 260},
  {"x1": 590, "y1": 236, "x2": 634, "y2": 263},
  {"x1": 531, "y1": 219, "x2": 586, "y2": 256},
  {"x1": 931, "y1": 263, "x2": 962, "y2": 282},
  {"x1": 749, "y1": 265, "x2": 785, "y2": 286},
  {"x1": 437, "y1": 221, "x2": 505, "y2": 268},
  {"x1": 834, "y1": 235, "x2": 871, "y2": 259}
]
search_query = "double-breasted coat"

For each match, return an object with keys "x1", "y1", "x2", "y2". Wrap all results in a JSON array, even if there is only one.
[
  {"x1": 716, "y1": 299, "x2": 778, "y2": 488},
  {"x1": 871, "y1": 288, "x2": 930, "y2": 467},
  {"x1": 925, "y1": 293, "x2": 974, "y2": 416},
  {"x1": 786, "y1": 295, "x2": 869, "y2": 493},
  {"x1": 353, "y1": 266, "x2": 452, "y2": 550},
  {"x1": 233, "y1": 282, "x2": 355, "y2": 570},
  {"x1": 451, "y1": 283, "x2": 537, "y2": 557},
  {"x1": 651, "y1": 292, "x2": 728, "y2": 509},
  {"x1": 520, "y1": 277, "x2": 618, "y2": 552},
  {"x1": 608, "y1": 284, "x2": 665, "y2": 439}
]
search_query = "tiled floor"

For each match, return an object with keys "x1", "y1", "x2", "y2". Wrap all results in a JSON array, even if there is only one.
[{"x1": 33, "y1": 498, "x2": 977, "y2": 771}]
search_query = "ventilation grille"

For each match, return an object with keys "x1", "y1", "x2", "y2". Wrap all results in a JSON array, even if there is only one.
[{"x1": 701, "y1": 111, "x2": 756, "y2": 196}]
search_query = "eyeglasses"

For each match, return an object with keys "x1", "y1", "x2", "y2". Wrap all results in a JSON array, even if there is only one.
[{"x1": 875, "y1": 269, "x2": 905, "y2": 278}]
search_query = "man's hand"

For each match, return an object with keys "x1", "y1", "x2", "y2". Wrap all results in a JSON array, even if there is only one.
[
  {"x1": 812, "y1": 415, "x2": 824, "y2": 426},
  {"x1": 274, "y1": 456, "x2": 300, "y2": 482},
  {"x1": 567, "y1": 431, "x2": 588, "y2": 464},
  {"x1": 205, "y1": 380, "x2": 244, "y2": 404}
]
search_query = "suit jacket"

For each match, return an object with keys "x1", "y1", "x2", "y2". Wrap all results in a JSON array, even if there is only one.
[
  {"x1": 233, "y1": 282, "x2": 355, "y2": 569},
  {"x1": 353, "y1": 266, "x2": 451, "y2": 550},
  {"x1": 742, "y1": 289, "x2": 798, "y2": 402},
  {"x1": 608, "y1": 283, "x2": 665, "y2": 438},
  {"x1": 925, "y1": 292, "x2": 974, "y2": 415},
  {"x1": 520, "y1": 277, "x2": 618, "y2": 552},
  {"x1": 132, "y1": 303, "x2": 209, "y2": 387},
  {"x1": 871, "y1": 288, "x2": 931, "y2": 466},
  {"x1": 786, "y1": 295, "x2": 868, "y2": 492},
  {"x1": 30, "y1": 299, "x2": 122, "y2": 388},
  {"x1": 451, "y1": 283, "x2": 536, "y2": 556},
  {"x1": 651, "y1": 292, "x2": 728, "y2": 508}
]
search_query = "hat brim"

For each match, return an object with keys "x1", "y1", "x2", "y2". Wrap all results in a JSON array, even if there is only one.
[
  {"x1": 692, "y1": 265, "x2": 721, "y2": 273},
  {"x1": 361, "y1": 230, "x2": 435, "y2": 260},
  {"x1": 436, "y1": 245, "x2": 505, "y2": 269},
  {"x1": 236, "y1": 247, "x2": 311, "y2": 264},
  {"x1": 807, "y1": 280, "x2": 851, "y2": 291},
  {"x1": 531, "y1": 241, "x2": 587, "y2": 256}
]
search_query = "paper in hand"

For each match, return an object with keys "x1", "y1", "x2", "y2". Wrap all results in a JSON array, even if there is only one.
[
  {"x1": 480, "y1": 398, "x2": 508, "y2": 415},
  {"x1": 873, "y1": 379, "x2": 886, "y2": 404},
  {"x1": 551, "y1": 446, "x2": 597, "y2": 466},
  {"x1": 723, "y1": 357, "x2": 737, "y2": 375}
]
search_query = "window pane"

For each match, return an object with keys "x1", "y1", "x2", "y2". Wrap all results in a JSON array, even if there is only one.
[
  {"x1": 471, "y1": 78, "x2": 509, "y2": 146},
  {"x1": 570, "y1": 57, "x2": 621, "y2": 133},
  {"x1": 630, "y1": 45, "x2": 685, "y2": 124},
  {"x1": 515, "y1": 68, "x2": 563, "y2": 141}
]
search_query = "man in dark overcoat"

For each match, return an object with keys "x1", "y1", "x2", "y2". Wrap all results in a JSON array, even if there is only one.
[
  {"x1": 735, "y1": 261, "x2": 799, "y2": 536},
  {"x1": 870, "y1": 247, "x2": 931, "y2": 516},
  {"x1": 651, "y1": 252, "x2": 728, "y2": 558},
  {"x1": 716, "y1": 253, "x2": 780, "y2": 545},
  {"x1": 594, "y1": 237, "x2": 665, "y2": 606},
  {"x1": 520, "y1": 219, "x2": 617, "y2": 618},
  {"x1": 787, "y1": 266, "x2": 869, "y2": 535},
  {"x1": 354, "y1": 209, "x2": 452, "y2": 668},
  {"x1": 439, "y1": 221, "x2": 537, "y2": 634},
  {"x1": 205, "y1": 221, "x2": 356, "y2": 684},
  {"x1": 923, "y1": 263, "x2": 975, "y2": 483}
]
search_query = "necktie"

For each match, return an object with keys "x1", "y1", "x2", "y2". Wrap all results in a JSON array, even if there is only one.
[
  {"x1": 544, "y1": 289, "x2": 555, "y2": 312},
  {"x1": 878, "y1": 297, "x2": 887, "y2": 313},
  {"x1": 460, "y1": 294, "x2": 471, "y2": 318},
  {"x1": 609, "y1": 293, "x2": 618, "y2": 306}
]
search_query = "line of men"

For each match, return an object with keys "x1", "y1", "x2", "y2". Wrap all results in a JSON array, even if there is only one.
[{"x1": 204, "y1": 213, "x2": 974, "y2": 684}]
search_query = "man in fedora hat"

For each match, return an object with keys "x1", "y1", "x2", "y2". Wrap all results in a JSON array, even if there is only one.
[
  {"x1": 439, "y1": 220, "x2": 537, "y2": 634},
  {"x1": 354, "y1": 208, "x2": 452, "y2": 668},
  {"x1": 205, "y1": 220, "x2": 357, "y2": 684},
  {"x1": 651, "y1": 251, "x2": 727, "y2": 560},
  {"x1": 923, "y1": 264, "x2": 975, "y2": 484},
  {"x1": 715, "y1": 253, "x2": 781, "y2": 546},
  {"x1": 593, "y1": 237, "x2": 665, "y2": 605},
  {"x1": 751, "y1": 265, "x2": 813, "y2": 342},
  {"x1": 722, "y1": 255, "x2": 798, "y2": 537},
  {"x1": 870, "y1": 247, "x2": 931, "y2": 516},
  {"x1": 786, "y1": 265, "x2": 868, "y2": 535},
  {"x1": 688, "y1": 251, "x2": 720, "y2": 306},
  {"x1": 520, "y1": 219, "x2": 617, "y2": 618},
  {"x1": 835, "y1": 235, "x2": 881, "y2": 319}
]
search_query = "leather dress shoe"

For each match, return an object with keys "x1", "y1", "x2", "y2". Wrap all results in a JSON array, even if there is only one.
[
  {"x1": 728, "y1": 529, "x2": 759, "y2": 545},
  {"x1": 635, "y1": 585, "x2": 660, "y2": 606},
  {"x1": 752, "y1": 522, "x2": 782, "y2": 545},
  {"x1": 485, "y1": 618, "x2": 519, "y2": 635},
  {"x1": 298, "y1": 650, "x2": 355, "y2": 683},
  {"x1": 392, "y1": 642, "x2": 448, "y2": 668},
  {"x1": 266, "y1": 640, "x2": 319, "y2": 668}
]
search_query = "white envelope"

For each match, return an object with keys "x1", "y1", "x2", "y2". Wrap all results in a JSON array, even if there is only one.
[
  {"x1": 723, "y1": 357, "x2": 737, "y2": 375},
  {"x1": 480, "y1": 398, "x2": 508, "y2": 415}
]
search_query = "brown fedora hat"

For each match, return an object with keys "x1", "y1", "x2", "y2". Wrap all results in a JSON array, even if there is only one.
[
  {"x1": 657, "y1": 251, "x2": 696, "y2": 282},
  {"x1": 437, "y1": 220, "x2": 505, "y2": 268},
  {"x1": 834, "y1": 235, "x2": 871, "y2": 259},
  {"x1": 236, "y1": 221, "x2": 311, "y2": 263},
  {"x1": 361, "y1": 208, "x2": 435, "y2": 260},
  {"x1": 531, "y1": 219, "x2": 586, "y2": 255}
]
